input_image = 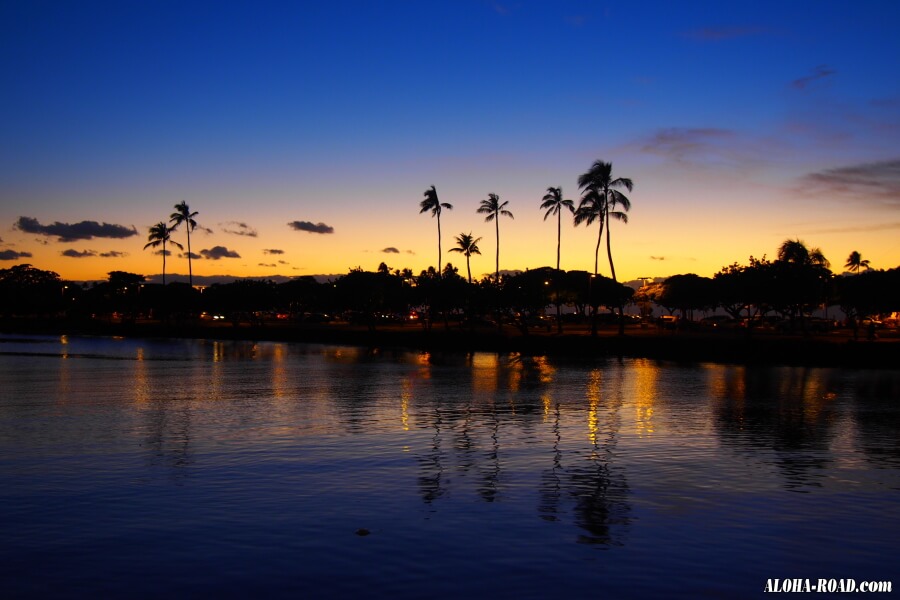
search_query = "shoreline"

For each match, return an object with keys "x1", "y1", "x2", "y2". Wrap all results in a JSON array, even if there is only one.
[{"x1": 2, "y1": 317, "x2": 898, "y2": 369}]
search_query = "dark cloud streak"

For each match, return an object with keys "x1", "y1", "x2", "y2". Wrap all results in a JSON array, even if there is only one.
[
  {"x1": 15, "y1": 216, "x2": 137, "y2": 242},
  {"x1": 682, "y1": 26, "x2": 766, "y2": 41},
  {"x1": 61, "y1": 249, "x2": 96, "y2": 258},
  {"x1": 0, "y1": 249, "x2": 32, "y2": 260},
  {"x1": 288, "y1": 221, "x2": 334, "y2": 234},
  {"x1": 221, "y1": 221, "x2": 258, "y2": 237},
  {"x1": 200, "y1": 246, "x2": 241, "y2": 260},
  {"x1": 792, "y1": 65, "x2": 836, "y2": 89}
]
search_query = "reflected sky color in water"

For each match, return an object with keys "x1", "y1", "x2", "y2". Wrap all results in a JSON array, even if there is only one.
[{"x1": 0, "y1": 335, "x2": 898, "y2": 598}]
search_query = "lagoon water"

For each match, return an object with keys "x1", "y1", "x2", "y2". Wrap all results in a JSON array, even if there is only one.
[{"x1": 1, "y1": 334, "x2": 898, "y2": 598}]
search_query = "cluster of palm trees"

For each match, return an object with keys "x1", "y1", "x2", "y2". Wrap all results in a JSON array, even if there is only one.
[
  {"x1": 421, "y1": 159, "x2": 634, "y2": 287},
  {"x1": 143, "y1": 201, "x2": 200, "y2": 286}
]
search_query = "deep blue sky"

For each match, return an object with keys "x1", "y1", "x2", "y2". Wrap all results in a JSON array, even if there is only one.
[{"x1": 2, "y1": 1, "x2": 898, "y2": 281}]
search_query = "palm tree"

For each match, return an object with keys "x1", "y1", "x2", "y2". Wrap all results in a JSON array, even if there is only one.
[
  {"x1": 477, "y1": 193, "x2": 514, "y2": 284},
  {"x1": 541, "y1": 187, "x2": 574, "y2": 334},
  {"x1": 540, "y1": 186, "x2": 575, "y2": 271},
  {"x1": 577, "y1": 160, "x2": 633, "y2": 282},
  {"x1": 169, "y1": 201, "x2": 200, "y2": 287},
  {"x1": 844, "y1": 250, "x2": 870, "y2": 274},
  {"x1": 573, "y1": 189, "x2": 605, "y2": 277},
  {"x1": 143, "y1": 222, "x2": 182, "y2": 286},
  {"x1": 420, "y1": 186, "x2": 453, "y2": 277},
  {"x1": 449, "y1": 232, "x2": 482, "y2": 283},
  {"x1": 778, "y1": 239, "x2": 830, "y2": 268}
]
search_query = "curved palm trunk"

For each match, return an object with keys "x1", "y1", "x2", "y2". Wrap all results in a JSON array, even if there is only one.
[
  {"x1": 605, "y1": 205, "x2": 626, "y2": 335},
  {"x1": 556, "y1": 210, "x2": 562, "y2": 271},
  {"x1": 606, "y1": 214, "x2": 617, "y2": 282},
  {"x1": 495, "y1": 218, "x2": 500, "y2": 284},
  {"x1": 556, "y1": 210, "x2": 562, "y2": 333},
  {"x1": 466, "y1": 255, "x2": 472, "y2": 284},
  {"x1": 437, "y1": 214, "x2": 442, "y2": 278},
  {"x1": 162, "y1": 239, "x2": 167, "y2": 286},
  {"x1": 186, "y1": 228, "x2": 193, "y2": 287}
]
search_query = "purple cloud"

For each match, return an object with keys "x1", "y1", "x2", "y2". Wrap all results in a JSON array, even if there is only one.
[
  {"x1": 800, "y1": 159, "x2": 900, "y2": 206},
  {"x1": 0, "y1": 249, "x2": 32, "y2": 260},
  {"x1": 221, "y1": 221, "x2": 258, "y2": 237},
  {"x1": 288, "y1": 221, "x2": 334, "y2": 234},
  {"x1": 15, "y1": 216, "x2": 137, "y2": 242},
  {"x1": 200, "y1": 246, "x2": 241, "y2": 260},
  {"x1": 61, "y1": 249, "x2": 96, "y2": 258}
]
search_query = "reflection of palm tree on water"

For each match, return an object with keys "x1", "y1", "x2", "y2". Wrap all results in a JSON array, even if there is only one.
[
  {"x1": 144, "y1": 400, "x2": 194, "y2": 476},
  {"x1": 418, "y1": 408, "x2": 446, "y2": 503},
  {"x1": 538, "y1": 401, "x2": 563, "y2": 522},
  {"x1": 567, "y1": 369, "x2": 631, "y2": 545}
]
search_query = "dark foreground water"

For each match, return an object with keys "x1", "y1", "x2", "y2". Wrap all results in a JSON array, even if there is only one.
[{"x1": 1, "y1": 334, "x2": 897, "y2": 598}]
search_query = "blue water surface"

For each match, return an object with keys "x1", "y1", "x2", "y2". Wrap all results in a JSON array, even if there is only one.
[{"x1": 1, "y1": 334, "x2": 897, "y2": 598}]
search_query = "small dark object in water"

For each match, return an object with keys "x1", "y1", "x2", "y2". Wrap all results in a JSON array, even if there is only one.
[{"x1": 355, "y1": 528, "x2": 371, "y2": 536}]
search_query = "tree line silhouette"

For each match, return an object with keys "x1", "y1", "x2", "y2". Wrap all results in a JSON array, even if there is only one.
[{"x1": 2, "y1": 160, "x2": 897, "y2": 335}]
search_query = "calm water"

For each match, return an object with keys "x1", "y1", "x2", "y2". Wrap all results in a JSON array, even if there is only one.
[{"x1": 1, "y1": 334, "x2": 898, "y2": 598}]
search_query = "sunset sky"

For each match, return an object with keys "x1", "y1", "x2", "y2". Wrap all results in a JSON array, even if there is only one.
[{"x1": 2, "y1": 1, "x2": 898, "y2": 285}]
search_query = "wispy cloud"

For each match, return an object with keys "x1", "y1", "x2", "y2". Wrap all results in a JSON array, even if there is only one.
[
  {"x1": 801, "y1": 221, "x2": 900, "y2": 235},
  {"x1": 650, "y1": 256, "x2": 666, "y2": 261},
  {"x1": 681, "y1": 26, "x2": 766, "y2": 41},
  {"x1": 15, "y1": 216, "x2": 137, "y2": 242},
  {"x1": 382, "y1": 247, "x2": 400, "y2": 254},
  {"x1": 799, "y1": 159, "x2": 900, "y2": 206},
  {"x1": 259, "y1": 262, "x2": 276, "y2": 267},
  {"x1": 792, "y1": 65, "x2": 836, "y2": 90},
  {"x1": 99, "y1": 250, "x2": 128, "y2": 258},
  {"x1": 221, "y1": 221, "x2": 258, "y2": 237},
  {"x1": 200, "y1": 246, "x2": 241, "y2": 260},
  {"x1": 263, "y1": 248, "x2": 284, "y2": 255},
  {"x1": 183, "y1": 251, "x2": 201, "y2": 260},
  {"x1": 0, "y1": 249, "x2": 32, "y2": 260},
  {"x1": 288, "y1": 221, "x2": 335, "y2": 234},
  {"x1": 638, "y1": 127, "x2": 741, "y2": 166}
]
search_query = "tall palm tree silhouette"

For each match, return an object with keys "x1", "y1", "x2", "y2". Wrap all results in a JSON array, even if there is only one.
[
  {"x1": 449, "y1": 232, "x2": 482, "y2": 284},
  {"x1": 143, "y1": 222, "x2": 182, "y2": 286},
  {"x1": 844, "y1": 250, "x2": 870, "y2": 274},
  {"x1": 477, "y1": 193, "x2": 513, "y2": 284},
  {"x1": 577, "y1": 160, "x2": 632, "y2": 282},
  {"x1": 169, "y1": 201, "x2": 200, "y2": 287},
  {"x1": 540, "y1": 186, "x2": 575, "y2": 272},
  {"x1": 420, "y1": 186, "x2": 453, "y2": 277}
]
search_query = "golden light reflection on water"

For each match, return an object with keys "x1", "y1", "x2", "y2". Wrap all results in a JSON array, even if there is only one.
[
  {"x1": 542, "y1": 392, "x2": 554, "y2": 422},
  {"x1": 533, "y1": 356, "x2": 555, "y2": 385},
  {"x1": 270, "y1": 343, "x2": 287, "y2": 401},
  {"x1": 586, "y1": 369, "x2": 601, "y2": 446},
  {"x1": 401, "y1": 378, "x2": 411, "y2": 431},
  {"x1": 471, "y1": 353, "x2": 499, "y2": 393},
  {"x1": 133, "y1": 347, "x2": 149, "y2": 404},
  {"x1": 507, "y1": 353, "x2": 523, "y2": 393},
  {"x1": 631, "y1": 359, "x2": 657, "y2": 438}
]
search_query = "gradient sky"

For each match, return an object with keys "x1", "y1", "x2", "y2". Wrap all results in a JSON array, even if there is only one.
[{"x1": 2, "y1": 1, "x2": 898, "y2": 284}]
